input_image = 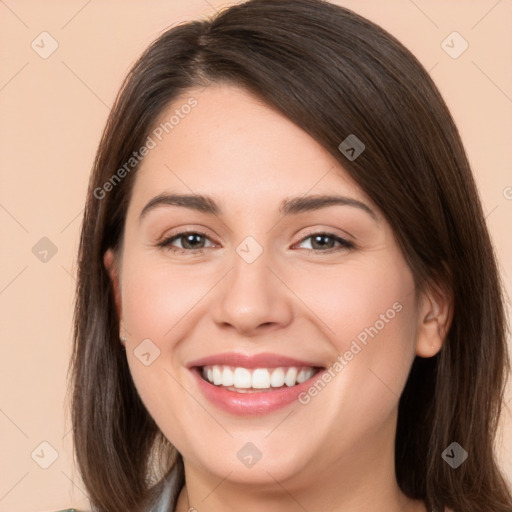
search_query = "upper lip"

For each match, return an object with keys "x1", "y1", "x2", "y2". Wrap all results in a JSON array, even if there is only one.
[{"x1": 187, "y1": 352, "x2": 324, "y2": 369}]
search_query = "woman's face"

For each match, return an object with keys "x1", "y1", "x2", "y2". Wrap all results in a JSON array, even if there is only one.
[{"x1": 106, "y1": 84, "x2": 438, "y2": 488}]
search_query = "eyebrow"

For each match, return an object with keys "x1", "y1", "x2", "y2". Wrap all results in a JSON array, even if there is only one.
[{"x1": 139, "y1": 193, "x2": 378, "y2": 221}]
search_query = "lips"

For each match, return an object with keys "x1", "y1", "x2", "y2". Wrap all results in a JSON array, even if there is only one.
[
  {"x1": 188, "y1": 352, "x2": 324, "y2": 415},
  {"x1": 188, "y1": 352, "x2": 322, "y2": 369}
]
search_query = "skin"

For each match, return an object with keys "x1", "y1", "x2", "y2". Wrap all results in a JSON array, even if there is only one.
[{"x1": 105, "y1": 84, "x2": 452, "y2": 512}]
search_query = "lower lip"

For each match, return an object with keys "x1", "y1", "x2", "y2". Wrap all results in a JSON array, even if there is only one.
[{"x1": 191, "y1": 368, "x2": 323, "y2": 415}]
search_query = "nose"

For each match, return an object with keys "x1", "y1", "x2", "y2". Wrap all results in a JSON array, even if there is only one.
[{"x1": 211, "y1": 249, "x2": 294, "y2": 337}]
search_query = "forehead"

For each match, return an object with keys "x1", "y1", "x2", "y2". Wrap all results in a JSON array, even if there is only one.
[{"x1": 131, "y1": 84, "x2": 373, "y2": 213}]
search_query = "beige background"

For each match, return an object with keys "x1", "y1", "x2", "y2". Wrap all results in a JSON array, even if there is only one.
[{"x1": 0, "y1": 1, "x2": 511, "y2": 510}]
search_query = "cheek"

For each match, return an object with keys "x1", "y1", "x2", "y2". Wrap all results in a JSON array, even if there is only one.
[
  {"x1": 120, "y1": 257, "x2": 211, "y2": 448},
  {"x1": 293, "y1": 256, "x2": 418, "y2": 415},
  {"x1": 290, "y1": 256, "x2": 416, "y2": 352},
  {"x1": 121, "y1": 256, "x2": 213, "y2": 343},
  {"x1": 119, "y1": 254, "x2": 209, "y2": 381}
]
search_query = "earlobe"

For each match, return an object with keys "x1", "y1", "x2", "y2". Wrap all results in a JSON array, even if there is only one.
[
  {"x1": 415, "y1": 286, "x2": 453, "y2": 358},
  {"x1": 104, "y1": 249, "x2": 122, "y2": 320}
]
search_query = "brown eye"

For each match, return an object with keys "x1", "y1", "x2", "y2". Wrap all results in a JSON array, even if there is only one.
[
  {"x1": 158, "y1": 231, "x2": 214, "y2": 253},
  {"x1": 297, "y1": 232, "x2": 354, "y2": 252}
]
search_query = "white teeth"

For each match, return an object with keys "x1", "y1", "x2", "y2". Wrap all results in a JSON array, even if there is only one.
[
  {"x1": 297, "y1": 368, "x2": 315, "y2": 383},
  {"x1": 285, "y1": 367, "x2": 298, "y2": 387},
  {"x1": 270, "y1": 368, "x2": 285, "y2": 387},
  {"x1": 252, "y1": 368, "x2": 270, "y2": 389},
  {"x1": 201, "y1": 365, "x2": 317, "y2": 389},
  {"x1": 222, "y1": 366, "x2": 234, "y2": 387},
  {"x1": 233, "y1": 367, "x2": 252, "y2": 388},
  {"x1": 212, "y1": 366, "x2": 223, "y2": 385}
]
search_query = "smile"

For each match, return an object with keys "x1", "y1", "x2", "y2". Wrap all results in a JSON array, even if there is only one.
[
  {"x1": 201, "y1": 365, "x2": 318, "y2": 391},
  {"x1": 188, "y1": 352, "x2": 325, "y2": 415}
]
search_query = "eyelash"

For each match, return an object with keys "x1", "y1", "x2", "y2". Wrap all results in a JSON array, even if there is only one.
[{"x1": 156, "y1": 230, "x2": 354, "y2": 255}]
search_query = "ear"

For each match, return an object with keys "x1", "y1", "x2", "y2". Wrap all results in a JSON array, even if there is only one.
[
  {"x1": 415, "y1": 285, "x2": 453, "y2": 358},
  {"x1": 104, "y1": 249, "x2": 122, "y2": 321}
]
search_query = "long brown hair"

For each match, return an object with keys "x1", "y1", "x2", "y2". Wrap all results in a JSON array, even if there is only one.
[{"x1": 69, "y1": 1, "x2": 512, "y2": 510}]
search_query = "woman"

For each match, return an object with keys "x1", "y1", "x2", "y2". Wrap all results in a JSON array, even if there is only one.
[{"x1": 69, "y1": 0, "x2": 512, "y2": 511}]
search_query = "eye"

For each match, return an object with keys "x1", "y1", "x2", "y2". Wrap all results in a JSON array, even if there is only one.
[
  {"x1": 156, "y1": 230, "x2": 354, "y2": 255},
  {"x1": 157, "y1": 231, "x2": 215, "y2": 254},
  {"x1": 295, "y1": 232, "x2": 354, "y2": 252}
]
